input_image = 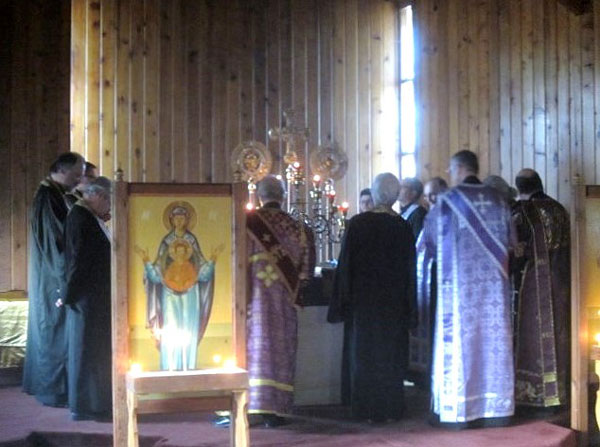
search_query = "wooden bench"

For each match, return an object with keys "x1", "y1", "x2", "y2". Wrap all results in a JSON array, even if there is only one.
[{"x1": 126, "y1": 367, "x2": 249, "y2": 447}]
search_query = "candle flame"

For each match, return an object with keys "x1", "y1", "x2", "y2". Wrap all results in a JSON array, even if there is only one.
[
  {"x1": 313, "y1": 174, "x2": 321, "y2": 182},
  {"x1": 245, "y1": 202, "x2": 254, "y2": 211},
  {"x1": 595, "y1": 333, "x2": 600, "y2": 345},
  {"x1": 223, "y1": 358, "x2": 236, "y2": 369},
  {"x1": 341, "y1": 201, "x2": 349, "y2": 210},
  {"x1": 213, "y1": 354, "x2": 222, "y2": 364}
]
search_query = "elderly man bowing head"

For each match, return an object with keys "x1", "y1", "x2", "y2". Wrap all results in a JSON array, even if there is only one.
[{"x1": 61, "y1": 176, "x2": 113, "y2": 421}]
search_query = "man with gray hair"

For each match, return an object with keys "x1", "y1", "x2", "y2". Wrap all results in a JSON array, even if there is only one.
[
  {"x1": 244, "y1": 175, "x2": 316, "y2": 427},
  {"x1": 329, "y1": 172, "x2": 417, "y2": 423},
  {"x1": 60, "y1": 176, "x2": 112, "y2": 420},
  {"x1": 399, "y1": 177, "x2": 427, "y2": 239}
]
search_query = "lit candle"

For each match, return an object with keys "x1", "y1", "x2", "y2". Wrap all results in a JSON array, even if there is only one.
[
  {"x1": 312, "y1": 174, "x2": 321, "y2": 190},
  {"x1": 223, "y1": 358, "x2": 236, "y2": 369},
  {"x1": 130, "y1": 363, "x2": 142, "y2": 375},
  {"x1": 328, "y1": 189, "x2": 336, "y2": 205},
  {"x1": 181, "y1": 330, "x2": 189, "y2": 372},
  {"x1": 245, "y1": 202, "x2": 254, "y2": 211},
  {"x1": 340, "y1": 201, "x2": 349, "y2": 218}
]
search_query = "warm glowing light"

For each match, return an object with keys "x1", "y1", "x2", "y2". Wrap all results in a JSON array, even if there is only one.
[
  {"x1": 130, "y1": 363, "x2": 142, "y2": 375},
  {"x1": 340, "y1": 201, "x2": 349, "y2": 210},
  {"x1": 245, "y1": 202, "x2": 254, "y2": 211},
  {"x1": 313, "y1": 174, "x2": 321, "y2": 182},
  {"x1": 223, "y1": 358, "x2": 236, "y2": 369},
  {"x1": 595, "y1": 333, "x2": 600, "y2": 345},
  {"x1": 213, "y1": 354, "x2": 222, "y2": 364},
  {"x1": 293, "y1": 162, "x2": 300, "y2": 169},
  {"x1": 275, "y1": 174, "x2": 283, "y2": 180}
]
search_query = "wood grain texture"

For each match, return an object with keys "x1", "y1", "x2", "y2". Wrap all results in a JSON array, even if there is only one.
[{"x1": 5, "y1": 0, "x2": 600, "y2": 290}]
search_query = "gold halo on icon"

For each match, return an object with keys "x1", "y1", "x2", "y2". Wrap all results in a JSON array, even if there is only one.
[{"x1": 162, "y1": 201, "x2": 197, "y2": 231}]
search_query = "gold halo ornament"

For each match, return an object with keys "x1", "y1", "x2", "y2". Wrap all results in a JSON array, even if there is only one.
[
  {"x1": 162, "y1": 201, "x2": 197, "y2": 231},
  {"x1": 309, "y1": 145, "x2": 349, "y2": 181},
  {"x1": 231, "y1": 140, "x2": 272, "y2": 182}
]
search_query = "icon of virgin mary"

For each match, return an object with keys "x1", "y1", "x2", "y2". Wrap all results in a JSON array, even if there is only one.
[{"x1": 134, "y1": 201, "x2": 223, "y2": 371}]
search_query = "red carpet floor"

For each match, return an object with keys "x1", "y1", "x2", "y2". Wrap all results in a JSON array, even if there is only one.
[{"x1": 0, "y1": 386, "x2": 577, "y2": 447}]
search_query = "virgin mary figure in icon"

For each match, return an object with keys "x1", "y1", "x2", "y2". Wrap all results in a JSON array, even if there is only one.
[{"x1": 135, "y1": 201, "x2": 223, "y2": 371}]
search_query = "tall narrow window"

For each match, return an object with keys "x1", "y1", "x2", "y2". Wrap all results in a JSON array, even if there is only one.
[{"x1": 399, "y1": 6, "x2": 416, "y2": 179}]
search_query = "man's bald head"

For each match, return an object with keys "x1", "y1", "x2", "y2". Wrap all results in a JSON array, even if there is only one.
[{"x1": 515, "y1": 169, "x2": 543, "y2": 197}]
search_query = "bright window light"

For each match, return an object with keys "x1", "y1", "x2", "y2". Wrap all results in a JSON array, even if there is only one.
[
  {"x1": 399, "y1": 5, "x2": 416, "y2": 179},
  {"x1": 401, "y1": 154, "x2": 416, "y2": 179}
]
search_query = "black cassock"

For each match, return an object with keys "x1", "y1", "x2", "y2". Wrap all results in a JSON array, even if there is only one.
[
  {"x1": 23, "y1": 179, "x2": 71, "y2": 406},
  {"x1": 64, "y1": 203, "x2": 111, "y2": 418},
  {"x1": 329, "y1": 210, "x2": 417, "y2": 422}
]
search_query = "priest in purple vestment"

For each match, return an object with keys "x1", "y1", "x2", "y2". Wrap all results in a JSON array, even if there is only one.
[
  {"x1": 245, "y1": 175, "x2": 316, "y2": 427},
  {"x1": 512, "y1": 168, "x2": 570, "y2": 409},
  {"x1": 423, "y1": 150, "x2": 515, "y2": 427}
]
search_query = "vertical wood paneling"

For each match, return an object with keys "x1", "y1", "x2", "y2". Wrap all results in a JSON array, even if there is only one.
[
  {"x1": 185, "y1": 0, "x2": 201, "y2": 183},
  {"x1": 370, "y1": 0, "x2": 385, "y2": 176},
  {"x1": 0, "y1": 1, "x2": 13, "y2": 291},
  {"x1": 158, "y1": 0, "x2": 172, "y2": 182},
  {"x1": 115, "y1": 0, "x2": 130, "y2": 178},
  {"x1": 595, "y1": 0, "x2": 600, "y2": 183},
  {"x1": 1, "y1": 0, "x2": 70, "y2": 291},
  {"x1": 333, "y1": 0, "x2": 346, "y2": 194},
  {"x1": 86, "y1": 0, "x2": 101, "y2": 166},
  {"x1": 557, "y1": 4, "x2": 571, "y2": 205},
  {"x1": 357, "y1": 0, "x2": 371, "y2": 193},
  {"x1": 10, "y1": 3, "x2": 30, "y2": 291},
  {"x1": 415, "y1": 0, "x2": 595, "y2": 213},
  {"x1": 71, "y1": 0, "x2": 86, "y2": 157},
  {"x1": 129, "y1": 0, "x2": 144, "y2": 181},
  {"x1": 253, "y1": 2, "x2": 267, "y2": 146},
  {"x1": 171, "y1": 0, "x2": 186, "y2": 182},
  {"x1": 144, "y1": 0, "x2": 160, "y2": 182},
  {"x1": 581, "y1": 11, "x2": 594, "y2": 183},
  {"x1": 533, "y1": 0, "x2": 546, "y2": 176},
  {"x1": 344, "y1": 0, "x2": 358, "y2": 209},
  {"x1": 6, "y1": 0, "x2": 600, "y2": 290},
  {"x1": 545, "y1": 0, "x2": 559, "y2": 199},
  {"x1": 101, "y1": 0, "x2": 117, "y2": 177},
  {"x1": 265, "y1": 0, "x2": 280, "y2": 174},
  {"x1": 521, "y1": 0, "x2": 534, "y2": 171}
]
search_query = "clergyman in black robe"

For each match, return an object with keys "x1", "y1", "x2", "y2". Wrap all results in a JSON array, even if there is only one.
[
  {"x1": 62, "y1": 176, "x2": 112, "y2": 420},
  {"x1": 23, "y1": 152, "x2": 84, "y2": 407},
  {"x1": 329, "y1": 172, "x2": 417, "y2": 422}
]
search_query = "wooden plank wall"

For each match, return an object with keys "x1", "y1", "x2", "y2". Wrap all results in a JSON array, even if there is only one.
[
  {"x1": 414, "y1": 0, "x2": 597, "y2": 209},
  {"x1": 71, "y1": 0, "x2": 397, "y2": 214},
  {"x1": 4, "y1": 0, "x2": 600, "y2": 291},
  {"x1": 0, "y1": 0, "x2": 71, "y2": 292}
]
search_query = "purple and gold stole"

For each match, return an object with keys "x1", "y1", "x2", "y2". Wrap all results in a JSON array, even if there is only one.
[{"x1": 247, "y1": 210, "x2": 303, "y2": 303}]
